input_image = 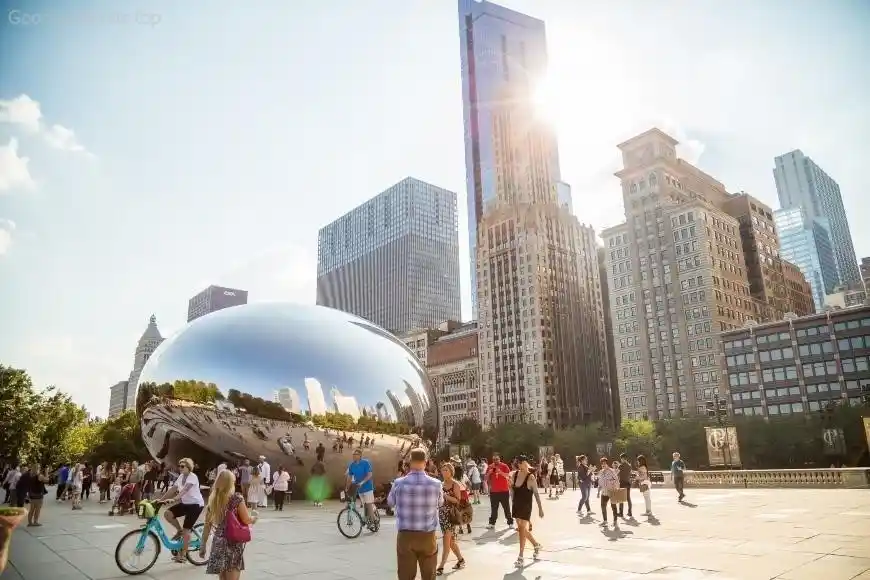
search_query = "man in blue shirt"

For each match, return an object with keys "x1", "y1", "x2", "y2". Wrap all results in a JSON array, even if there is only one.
[
  {"x1": 346, "y1": 448, "x2": 375, "y2": 524},
  {"x1": 56, "y1": 464, "x2": 69, "y2": 501},
  {"x1": 670, "y1": 451, "x2": 686, "y2": 501}
]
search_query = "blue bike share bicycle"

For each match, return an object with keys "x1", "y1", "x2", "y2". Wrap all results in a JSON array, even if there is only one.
[
  {"x1": 336, "y1": 488, "x2": 380, "y2": 538},
  {"x1": 114, "y1": 500, "x2": 210, "y2": 574}
]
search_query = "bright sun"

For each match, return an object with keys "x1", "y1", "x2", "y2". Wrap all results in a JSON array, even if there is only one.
[{"x1": 531, "y1": 75, "x2": 560, "y2": 127}]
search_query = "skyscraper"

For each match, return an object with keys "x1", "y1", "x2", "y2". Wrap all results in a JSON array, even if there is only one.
[
  {"x1": 459, "y1": 0, "x2": 558, "y2": 317},
  {"x1": 774, "y1": 206, "x2": 838, "y2": 311},
  {"x1": 126, "y1": 315, "x2": 164, "y2": 410},
  {"x1": 773, "y1": 150, "x2": 859, "y2": 285},
  {"x1": 603, "y1": 128, "x2": 758, "y2": 420},
  {"x1": 316, "y1": 177, "x2": 461, "y2": 334},
  {"x1": 460, "y1": 1, "x2": 613, "y2": 429},
  {"x1": 187, "y1": 285, "x2": 248, "y2": 323},
  {"x1": 108, "y1": 380, "x2": 129, "y2": 418}
]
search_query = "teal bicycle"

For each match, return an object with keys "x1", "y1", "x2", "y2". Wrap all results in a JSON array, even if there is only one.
[
  {"x1": 114, "y1": 500, "x2": 209, "y2": 574},
  {"x1": 337, "y1": 488, "x2": 380, "y2": 538}
]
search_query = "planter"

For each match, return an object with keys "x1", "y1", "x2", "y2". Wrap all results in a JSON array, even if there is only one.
[{"x1": 0, "y1": 507, "x2": 27, "y2": 574}]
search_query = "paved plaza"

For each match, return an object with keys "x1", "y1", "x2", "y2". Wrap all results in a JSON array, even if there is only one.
[{"x1": 2, "y1": 486, "x2": 869, "y2": 580}]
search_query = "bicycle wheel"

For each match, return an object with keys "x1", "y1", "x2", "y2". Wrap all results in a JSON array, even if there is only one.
[
  {"x1": 115, "y1": 529, "x2": 160, "y2": 575},
  {"x1": 336, "y1": 507, "x2": 364, "y2": 539},
  {"x1": 185, "y1": 523, "x2": 209, "y2": 566}
]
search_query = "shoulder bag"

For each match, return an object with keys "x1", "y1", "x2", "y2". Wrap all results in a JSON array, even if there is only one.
[{"x1": 224, "y1": 497, "x2": 252, "y2": 544}]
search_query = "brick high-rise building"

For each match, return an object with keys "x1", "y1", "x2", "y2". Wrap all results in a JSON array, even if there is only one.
[
  {"x1": 426, "y1": 323, "x2": 480, "y2": 443},
  {"x1": 603, "y1": 128, "x2": 760, "y2": 420},
  {"x1": 721, "y1": 192, "x2": 789, "y2": 322},
  {"x1": 782, "y1": 260, "x2": 816, "y2": 317}
]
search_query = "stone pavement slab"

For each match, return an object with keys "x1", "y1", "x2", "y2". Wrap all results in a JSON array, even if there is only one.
[{"x1": 2, "y1": 486, "x2": 869, "y2": 580}]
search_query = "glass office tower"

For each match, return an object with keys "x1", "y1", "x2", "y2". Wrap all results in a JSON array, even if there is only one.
[
  {"x1": 773, "y1": 150, "x2": 859, "y2": 285},
  {"x1": 316, "y1": 177, "x2": 461, "y2": 334},
  {"x1": 458, "y1": 0, "x2": 559, "y2": 317},
  {"x1": 775, "y1": 207, "x2": 838, "y2": 311}
]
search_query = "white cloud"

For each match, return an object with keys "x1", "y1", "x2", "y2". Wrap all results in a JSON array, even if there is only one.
[
  {"x1": 0, "y1": 219, "x2": 15, "y2": 255},
  {"x1": 0, "y1": 94, "x2": 42, "y2": 132},
  {"x1": 201, "y1": 243, "x2": 318, "y2": 304},
  {"x1": 44, "y1": 124, "x2": 93, "y2": 157},
  {"x1": 0, "y1": 94, "x2": 93, "y2": 157},
  {"x1": 0, "y1": 138, "x2": 36, "y2": 192}
]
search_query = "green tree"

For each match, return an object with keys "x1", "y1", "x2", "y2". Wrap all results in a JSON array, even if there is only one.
[
  {"x1": 0, "y1": 365, "x2": 42, "y2": 463},
  {"x1": 31, "y1": 387, "x2": 89, "y2": 467},
  {"x1": 655, "y1": 417, "x2": 707, "y2": 468},
  {"x1": 614, "y1": 419, "x2": 661, "y2": 464},
  {"x1": 449, "y1": 418, "x2": 483, "y2": 444},
  {"x1": 87, "y1": 410, "x2": 149, "y2": 465}
]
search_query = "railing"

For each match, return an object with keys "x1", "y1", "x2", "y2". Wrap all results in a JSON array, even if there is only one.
[{"x1": 653, "y1": 468, "x2": 870, "y2": 489}]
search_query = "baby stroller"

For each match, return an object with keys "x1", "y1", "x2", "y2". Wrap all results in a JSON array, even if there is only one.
[
  {"x1": 374, "y1": 482, "x2": 394, "y2": 516},
  {"x1": 109, "y1": 483, "x2": 137, "y2": 516}
]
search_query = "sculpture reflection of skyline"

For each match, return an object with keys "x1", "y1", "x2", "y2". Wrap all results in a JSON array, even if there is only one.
[{"x1": 138, "y1": 377, "x2": 425, "y2": 430}]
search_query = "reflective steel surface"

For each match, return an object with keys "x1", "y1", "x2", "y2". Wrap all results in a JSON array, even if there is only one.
[{"x1": 136, "y1": 302, "x2": 435, "y2": 494}]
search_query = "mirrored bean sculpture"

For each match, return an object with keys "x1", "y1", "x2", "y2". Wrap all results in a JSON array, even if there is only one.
[{"x1": 136, "y1": 302, "x2": 436, "y2": 498}]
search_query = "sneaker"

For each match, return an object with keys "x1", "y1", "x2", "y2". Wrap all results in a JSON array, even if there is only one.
[
  {"x1": 533, "y1": 544, "x2": 542, "y2": 559},
  {"x1": 486, "y1": 523, "x2": 495, "y2": 529}
]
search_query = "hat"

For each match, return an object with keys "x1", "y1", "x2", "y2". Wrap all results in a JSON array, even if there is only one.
[
  {"x1": 450, "y1": 455, "x2": 461, "y2": 463},
  {"x1": 516, "y1": 454, "x2": 529, "y2": 464},
  {"x1": 258, "y1": 455, "x2": 265, "y2": 460}
]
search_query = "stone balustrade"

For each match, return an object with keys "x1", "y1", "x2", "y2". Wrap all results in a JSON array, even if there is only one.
[{"x1": 652, "y1": 467, "x2": 870, "y2": 489}]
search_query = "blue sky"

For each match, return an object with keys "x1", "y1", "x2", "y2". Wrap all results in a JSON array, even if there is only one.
[{"x1": 1, "y1": 0, "x2": 868, "y2": 417}]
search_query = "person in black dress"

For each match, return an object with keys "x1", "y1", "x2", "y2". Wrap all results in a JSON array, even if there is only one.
[{"x1": 509, "y1": 455, "x2": 544, "y2": 568}]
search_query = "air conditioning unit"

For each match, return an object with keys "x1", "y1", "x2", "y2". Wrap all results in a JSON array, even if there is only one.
[
  {"x1": 744, "y1": 319, "x2": 758, "y2": 328},
  {"x1": 783, "y1": 312, "x2": 797, "y2": 321}
]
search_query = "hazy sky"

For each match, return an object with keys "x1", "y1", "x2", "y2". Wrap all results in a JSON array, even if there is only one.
[{"x1": 1, "y1": 0, "x2": 868, "y2": 417}]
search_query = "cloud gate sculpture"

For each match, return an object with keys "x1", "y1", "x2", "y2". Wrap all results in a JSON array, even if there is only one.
[{"x1": 136, "y1": 303, "x2": 436, "y2": 496}]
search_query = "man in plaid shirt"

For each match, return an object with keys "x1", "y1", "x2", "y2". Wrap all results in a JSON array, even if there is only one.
[{"x1": 388, "y1": 448, "x2": 443, "y2": 580}]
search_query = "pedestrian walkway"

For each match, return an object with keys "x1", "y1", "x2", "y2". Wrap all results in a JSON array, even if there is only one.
[{"x1": 2, "y1": 487, "x2": 869, "y2": 579}]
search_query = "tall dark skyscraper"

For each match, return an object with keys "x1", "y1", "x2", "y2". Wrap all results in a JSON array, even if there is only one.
[
  {"x1": 458, "y1": 0, "x2": 613, "y2": 428},
  {"x1": 316, "y1": 177, "x2": 461, "y2": 334}
]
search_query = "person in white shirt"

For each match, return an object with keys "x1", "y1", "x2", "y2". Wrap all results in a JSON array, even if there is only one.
[
  {"x1": 158, "y1": 457, "x2": 204, "y2": 563},
  {"x1": 257, "y1": 456, "x2": 271, "y2": 507},
  {"x1": 271, "y1": 466, "x2": 292, "y2": 511},
  {"x1": 466, "y1": 460, "x2": 482, "y2": 505}
]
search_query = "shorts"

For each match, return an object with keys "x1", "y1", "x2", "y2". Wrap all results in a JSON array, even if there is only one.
[
  {"x1": 549, "y1": 473, "x2": 559, "y2": 485},
  {"x1": 471, "y1": 483, "x2": 481, "y2": 491},
  {"x1": 358, "y1": 490, "x2": 375, "y2": 504},
  {"x1": 169, "y1": 502, "x2": 204, "y2": 529}
]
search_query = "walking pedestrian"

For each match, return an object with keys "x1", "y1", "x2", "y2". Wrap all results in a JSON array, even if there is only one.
[
  {"x1": 484, "y1": 453, "x2": 512, "y2": 529},
  {"x1": 388, "y1": 449, "x2": 442, "y2": 580}
]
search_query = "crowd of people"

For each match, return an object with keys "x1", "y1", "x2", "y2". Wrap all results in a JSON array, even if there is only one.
[
  {"x1": 2, "y1": 445, "x2": 689, "y2": 580},
  {"x1": 385, "y1": 448, "x2": 688, "y2": 579}
]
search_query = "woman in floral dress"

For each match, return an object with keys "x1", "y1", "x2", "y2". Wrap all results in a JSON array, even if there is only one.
[{"x1": 200, "y1": 470, "x2": 256, "y2": 579}]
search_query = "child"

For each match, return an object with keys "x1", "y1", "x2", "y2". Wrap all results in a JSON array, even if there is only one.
[{"x1": 247, "y1": 465, "x2": 263, "y2": 509}]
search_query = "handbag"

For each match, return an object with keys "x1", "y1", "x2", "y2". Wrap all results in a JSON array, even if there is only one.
[
  {"x1": 639, "y1": 482, "x2": 650, "y2": 493},
  {"x1": 609, "y1": 487, "x2": 628, "y2": 504},
  {"x1": 224, "y1": 501, "x2": 251, "y2": 544}
]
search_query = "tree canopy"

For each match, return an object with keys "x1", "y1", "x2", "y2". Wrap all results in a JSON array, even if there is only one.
[{"x1": 0, "y1": 365, "x2": 149, "y2": 467}]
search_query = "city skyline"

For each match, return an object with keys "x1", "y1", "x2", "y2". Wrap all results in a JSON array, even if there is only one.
[{"x1": 1, "y1": 0, "x2": 869, "y2": 416}]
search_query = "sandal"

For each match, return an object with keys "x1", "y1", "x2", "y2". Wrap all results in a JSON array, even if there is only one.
[
  {"x1": 453, "y1": 559, "x2": 466, "y2": 570},
  {"x1": 436, "y1": 567, "x2": 444, "y2": 576},
  {"x1": 533, "y1": 544, "x2": 542, "y2": 559},
  {"x1": 515, "y1": 557, "x2": 524, "y2": 567}
]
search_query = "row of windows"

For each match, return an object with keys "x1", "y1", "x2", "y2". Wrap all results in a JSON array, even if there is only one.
[{"x1": 724, "y1": 318, "x2": 870, "y2": 350}]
